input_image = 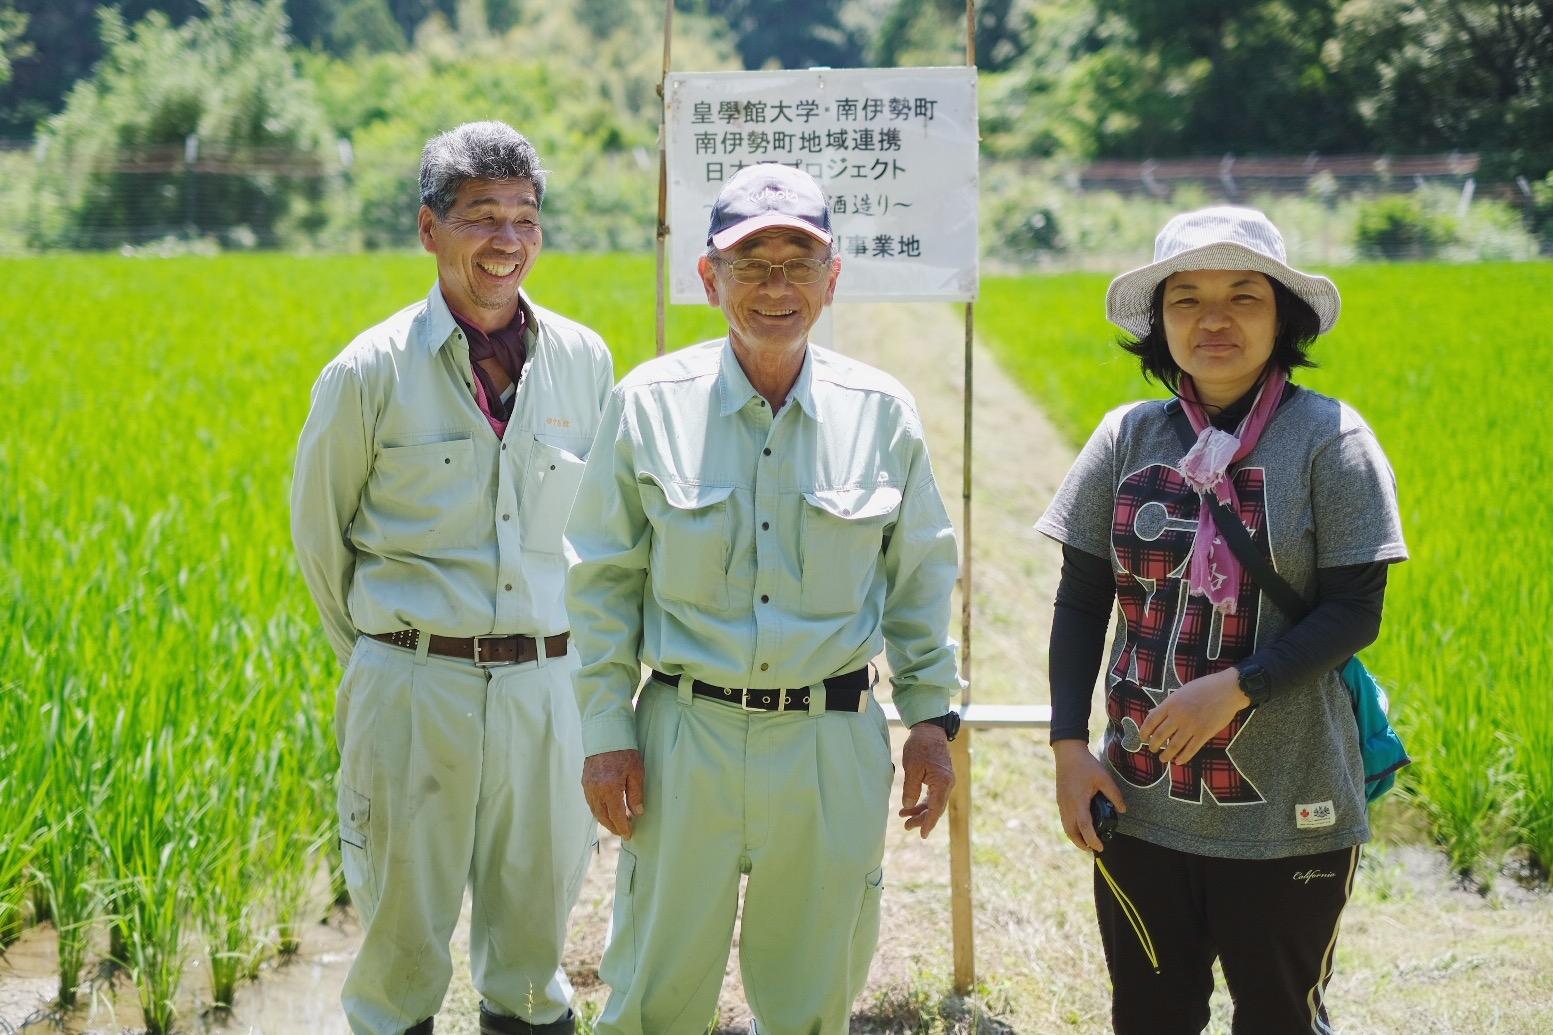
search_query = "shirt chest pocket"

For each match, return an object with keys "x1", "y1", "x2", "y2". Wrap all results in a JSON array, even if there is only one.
[
  {"x1": 521, "y1": 439, "x2": 588, "y2": 555},
  {"x1": 640, "y1": 478, "x2": 735, "y2": 611},
  {"x1": 800, "y1": 485, "x2": 902, "y2": 616},
  {"x1": 367, "y1": 436, "x2": 482, "y2": 549}
]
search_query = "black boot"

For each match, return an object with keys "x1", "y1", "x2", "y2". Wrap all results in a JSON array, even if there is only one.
[
  {"x1": 405, "y1": 1020, "x2": 434, "y2": 1035},
  {"x1": 478, "y1": 1003, "x2": 575, "y2": 1035}
]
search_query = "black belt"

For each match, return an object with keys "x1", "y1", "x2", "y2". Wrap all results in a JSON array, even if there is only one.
[
  {"x1": 369, "y1": 629, "x2": 569, "y2": 667},
  {"x1": 651, "y1": 668, "x2": 873, "y2": 712}
]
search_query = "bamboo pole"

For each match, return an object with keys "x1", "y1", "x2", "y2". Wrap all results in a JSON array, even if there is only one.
[
  {"x1": 654, "y1": 0, "x2": 673, "y2": 357},
  {"x1": 948, "y1": 0, "x2": 978, "y2": 997}
]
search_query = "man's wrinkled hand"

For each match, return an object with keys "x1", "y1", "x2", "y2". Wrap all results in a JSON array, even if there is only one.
[
  {"x1": 898, "y1": 722, "x2": 955, "y2": 838},
  {"x1": 581, "y1": 748, "x2": 645, "y2": 839}
]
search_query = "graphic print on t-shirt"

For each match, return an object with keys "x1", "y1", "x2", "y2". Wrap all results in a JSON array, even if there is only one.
[{"x1": 1105, "y1": 462, "x2": 1268, "y2": 805}]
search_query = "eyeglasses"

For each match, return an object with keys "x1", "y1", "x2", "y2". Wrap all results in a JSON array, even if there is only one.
[{"x1": 718, "y1": 257, "x2": 831, "y2": 285}]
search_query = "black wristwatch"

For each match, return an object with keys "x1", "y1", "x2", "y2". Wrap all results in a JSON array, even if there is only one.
[
  {"x1": 1237, "y1": 662, "x2": 1272, "y2": 707},
  {"x1": 915, "y1": 711, "x2": 962, "y2": 742}
]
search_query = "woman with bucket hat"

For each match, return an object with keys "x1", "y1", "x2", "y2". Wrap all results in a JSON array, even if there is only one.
[{"x1": 1035, "y1": 207, "x2": 1408, "y2": 1032}]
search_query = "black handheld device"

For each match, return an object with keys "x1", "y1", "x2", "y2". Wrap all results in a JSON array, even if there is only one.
[{"x1": 1089, "y1": 793, "x2": 1119, "y2": 842}]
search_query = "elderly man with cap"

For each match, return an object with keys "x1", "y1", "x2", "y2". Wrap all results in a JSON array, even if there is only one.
[
  {"x1": 291, "y1": 121, "x2": 612, "y2": 1035},
  {"x1": 565, "y1": 162, "x2": 964, "y2": 1034}
]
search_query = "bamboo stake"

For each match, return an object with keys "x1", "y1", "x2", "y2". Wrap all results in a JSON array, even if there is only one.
[
  {"x1": 654, "y1": 0, "x2": 673, "y2": 357},
  {"x1": 946, "y1": 0, "x2": 979, "y2": 997}
]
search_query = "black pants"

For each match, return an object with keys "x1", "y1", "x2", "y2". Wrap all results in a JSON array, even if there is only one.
[{"x1": 1093, "y1": 833, "x2": 1359, "y2": 1035}]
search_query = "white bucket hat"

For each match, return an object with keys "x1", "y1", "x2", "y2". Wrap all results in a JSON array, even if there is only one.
[{"x1": 1105, "y1": 206, "x2": 1341, "y2": 338}]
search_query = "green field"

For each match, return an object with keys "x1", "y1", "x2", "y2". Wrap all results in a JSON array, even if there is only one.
[
  {"x1": 0, "y1": 254, "x2": 724, "y2": 1029},
  {"x1": 1, "y1": 255, "x2": 1549, "y2": 1028},
  {"x1": 977, "y1": 262, "x2": 1553, "y2": 876}
]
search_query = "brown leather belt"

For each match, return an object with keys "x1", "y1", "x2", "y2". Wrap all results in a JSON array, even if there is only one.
[{"x1": 368, "y1": 629, "x2": 569, "y2": 667}]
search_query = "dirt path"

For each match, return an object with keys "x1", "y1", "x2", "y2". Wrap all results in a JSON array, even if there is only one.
[{"x1": 7, "y1": 302, "x2": 1553, "y2": 1034}]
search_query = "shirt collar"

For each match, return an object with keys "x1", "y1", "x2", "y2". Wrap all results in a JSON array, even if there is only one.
[
  {"x1": 422, "y1": 282, "x2": 459, "y2": 353},
  {"x1": 716, "y1": 338, "x2": 823, "y2": 422},
  {"x1": 421, "y1": 282, "x2": 538, "y2": 354}
]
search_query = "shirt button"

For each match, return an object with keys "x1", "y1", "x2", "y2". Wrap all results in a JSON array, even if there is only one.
[
  {"x1": 549, "y1": 464, "x2": 556, "y2": 471},
  {"x1": 762, "y1": 447, "x2": 771, "y2": 456},
  {"x1": 760, "y1": 594, "x2": 769, "y2": 603},
  {"x1": 502, "y1": 513, "x2": 511, "y2": 521},
  {"x1": 501, "y1": 444, "x2": 507, "y2": 451},
  {"x1": 759, "y1": 662, "x2": 769, "y2": 671},
  {"x1": 761, "y1": 521, "x2": 769, "y2": 531},
  {"x1": 504, "y1": 583, "x2": 513, "y2": 591},
  {"x1": 444, "y1": 457, "x2": 451, "y2": 464}
]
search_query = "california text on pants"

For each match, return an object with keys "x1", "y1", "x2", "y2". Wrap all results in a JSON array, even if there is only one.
[{"x1": 1094, "y1": 833, "x2": 1360, "y2": 1035}]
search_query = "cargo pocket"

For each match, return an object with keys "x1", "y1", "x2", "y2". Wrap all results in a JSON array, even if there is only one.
[
  {"x1": 846, "y1": 865, "x2": 885, "y2": 994},
  {"x1": 337, "y1": 783, "x2": 379, "y2": 916},
  {"x1": 640, "y1": 477, "x2": 735, "y2": 610},
  {"x1": 800, "y1": 486, "x2": 902, "y2": 615},
  {"x1": 522, "y1": 438, "x2": 588, "y2": 555},
  {"x1": 599, "y1": 847, "x2": 639, "y2": 992}
]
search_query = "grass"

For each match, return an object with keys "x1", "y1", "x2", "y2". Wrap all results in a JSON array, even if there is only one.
[
  {"x1": 2, "y1": 253, "x2": 1548, "y2": 1028},
  {"x1": 976, "y1": 261, "x2": 1553, "y2": 877},
  {"x1": 0, "y1": 253, "x2": 724, "y2": 1030}
]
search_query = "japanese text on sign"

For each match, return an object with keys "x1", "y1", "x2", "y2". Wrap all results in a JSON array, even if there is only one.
[{"x1": 666, "y1": 68, "x2": 979, "y2": 304}]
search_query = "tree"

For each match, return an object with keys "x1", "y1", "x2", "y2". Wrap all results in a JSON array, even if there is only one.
[
  {"x1": 33, "y1": 0, "x2": 336, "y2": 247},
  {"x1": 1328, "y1": 0, "x2": 1553, "y2": 178},
  {"x1": 682, "y1": 0, "x2": 864, "y2": 69},
  {"x1": 873, "y1": 0, "x2": 1033, "y2": 70},
  {"x1": 0, "y1": 0, "x2": 206, "y2": 136},
  {"x1": 1, "y1": 2, "x2": 28, "y2": 89}
]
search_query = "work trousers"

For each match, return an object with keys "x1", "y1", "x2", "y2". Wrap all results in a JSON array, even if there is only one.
[
  {"x1": 1094, "y1": 832, "x2": 1360, "y2": 1035},
  {"x1": 596, "y1": 677, "x2": 894, "y2": 1035},
  {"x1": 335, "y1": 635, "x2": 594, "y2": 1035}
]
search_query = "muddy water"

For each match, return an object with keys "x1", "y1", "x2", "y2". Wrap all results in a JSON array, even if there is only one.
[{"x1": 1, "y1": 909, "x2": 360, "y2": 1035}]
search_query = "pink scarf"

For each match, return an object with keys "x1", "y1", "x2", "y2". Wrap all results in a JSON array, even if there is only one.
[{"x1": 1177, "y1": 368, "x2": 1287, "y2": 614}]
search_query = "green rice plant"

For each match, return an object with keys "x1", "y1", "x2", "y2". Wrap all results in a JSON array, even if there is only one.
[
  {"x1": 0, "y1": 252, "x2": 722, "y2": 1018},
  {"x1": 977, "y1": 262, "x2": 1553, "y2": 877}
]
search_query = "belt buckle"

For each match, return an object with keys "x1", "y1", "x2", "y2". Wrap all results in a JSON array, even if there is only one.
[
  {"x1": 473, "y1": 634, "x2": 515, "y2": 668},
  {"x1": 740, "y1": 688, "x2": 763, "y2": 713}
]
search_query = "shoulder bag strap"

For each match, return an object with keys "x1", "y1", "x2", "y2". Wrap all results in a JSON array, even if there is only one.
[{"x1": 1164, "y1": 400, "x2": 1312, "y2": 623}]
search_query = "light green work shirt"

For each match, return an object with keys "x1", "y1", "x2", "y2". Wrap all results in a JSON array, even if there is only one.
[
  {"x1": 565, "y1": 338, "x2": 962, "y2": 757},
  {"x1": 291, "y1": 283, "x2": 614, "y2": 665}
]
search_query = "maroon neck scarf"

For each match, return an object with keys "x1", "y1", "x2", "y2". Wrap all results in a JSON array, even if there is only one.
[{"x1": 450, "y1": 306, "x2": 527, "y2": 421}]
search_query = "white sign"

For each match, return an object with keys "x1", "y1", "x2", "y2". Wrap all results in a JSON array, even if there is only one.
[{"x1": 665, "y1": 67, "x2": 979, "y2": 304}]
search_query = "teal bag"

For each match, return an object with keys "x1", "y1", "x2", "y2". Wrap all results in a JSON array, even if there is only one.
[{"x1": 1339, "y1": 655, "x2": 1411, "y2": 803}]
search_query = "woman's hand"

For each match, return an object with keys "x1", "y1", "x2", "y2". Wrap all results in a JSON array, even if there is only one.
[
  {"x1": 1137, "y1": 667, "x2": 1252, "y2": 767},
  {"x1": 1053, "y1": 739, "x2": 1127, "y2": 853}
]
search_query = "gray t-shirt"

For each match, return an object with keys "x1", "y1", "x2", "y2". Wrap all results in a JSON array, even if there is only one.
[{"x1": 1037, "y1": 387, "x2": 1408, "y2": 859}]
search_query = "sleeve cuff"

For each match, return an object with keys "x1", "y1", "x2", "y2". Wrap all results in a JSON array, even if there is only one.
[
  {"x1": 892, "y1": 686, "x2": 954, "y2": 729},
  {"x1": 581, "y1": 715, "x2": 640, "y2": 757}
]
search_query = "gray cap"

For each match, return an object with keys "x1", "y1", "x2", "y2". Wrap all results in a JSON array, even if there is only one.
[{"x1": 706, "y1": 163, "x2": 832, "y2": 250}]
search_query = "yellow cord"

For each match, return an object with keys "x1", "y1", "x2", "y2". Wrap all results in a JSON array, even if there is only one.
[{"x1": 1095, "y1": 853, "x2": 1160, "y2": 974}]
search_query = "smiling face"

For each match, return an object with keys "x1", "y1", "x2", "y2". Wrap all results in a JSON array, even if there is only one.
[
  {"x1": 698, "y1": 229, "x2": 840, "y2": 362},
  {"x1": 417, "y1": 177, "x2": 542, "y2": 332},
  {"x1": 1161, "y1": 268, "x2": 1279, "y2": 408}
]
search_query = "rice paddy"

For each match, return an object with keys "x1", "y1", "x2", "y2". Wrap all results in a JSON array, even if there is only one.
[
  {"x1": 1, "y1": 254, "x2": 1547, "y2": 1029},
  {"x1": 0, "y1": 253, "x2": 721, "y2": 1030}
]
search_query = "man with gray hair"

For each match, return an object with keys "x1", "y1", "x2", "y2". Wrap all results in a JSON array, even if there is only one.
[{"x1": 292, "y1": 121, "x2": 612, "y2": 1035}]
